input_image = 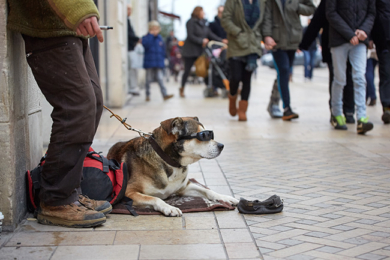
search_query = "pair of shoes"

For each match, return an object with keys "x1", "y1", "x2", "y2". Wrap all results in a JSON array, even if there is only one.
[
  {"x1": 282, "y1": 107, "x2": 299, "y2": 121},
  {"x1": 37, "y1": 195, "x2": 111, "y2": 228},
  {"x1": 345, "y1": 114, "x2": 355, "y2": 124},
  {"x1": 237, "y1": 195, "x2": 283, "y2": 214},
  {"x1": 331, "y1": 115, "x2": 348, "y2": 130},
  {"x1": 179, "y1": 87, "x2": 185, "y2": 98},
  {"x1": 146, "y1": 96, "x2": 150, "y2": 102},
  {"x1": 357, "y1": 117, "x2": 374, "y2": 135},
  {"x1": 382, "y1": 107, "x2": 390, "y2": 124},
  {"x1": 238, "y1": 100, "x2": 248, "y2": 121},
  {"x1": 163, "y1": 94, "x2": 174, "y2": 101}
]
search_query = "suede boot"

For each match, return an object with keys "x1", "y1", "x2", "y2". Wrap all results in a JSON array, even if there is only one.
[
  {"x1": 238, "y1": 100, "x2": 248, "y2": 121},
  {"x1": 228, "y1": 94, "x2": 238, "y2": 116},
  {"x1": 179, "y1": 87, "x2": 185, "y2": 98}
]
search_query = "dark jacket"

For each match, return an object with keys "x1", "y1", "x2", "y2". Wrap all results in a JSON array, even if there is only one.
[
  {"x1": 142, "y1": 33, "x2": 165, "y2": 69},
  {"x1": 371, "y1": 0, "x2": 390, "y2": 52},
  {"x1": 209, "y1": 16, "x2": 227, "y2": 39},
  {"x1": 182, "y1": 18, "x2": 222, "y2": 58},
  {"x1": 262, "y1": 0, "x2": 316, "y2": 50},
  {"x1": 221, "y1": 0, "x2": 266, "y2": 58},
  {"x1": 299, "y1": 0, "x2": 331, "y2": 63},
  {"x1": 128, "y1": 19, "x2": 139, "y2": 51},
  {"x1": 7, "y1": 0, "x2": 99, "y2": 38},
  {"x1": 326, "y1": 0, "x2": 376, "y2": 48}
]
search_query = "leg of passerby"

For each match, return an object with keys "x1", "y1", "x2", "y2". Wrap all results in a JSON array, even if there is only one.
[
  {"x1": 343, "y1": 61, "x2": 356, "y2": 123},
  {"x1": 128, "y1": 52, "x2": 140, "y2": 95},
  {"x1": 228, "y1": 58, "x2": 243, "y2": 117},
  {"x1": 366, "y1": 58, "x2": 377, "y2": 106},
  {"x1": 180, "y1": 57, "x2": 197, "y2": 97},
  {"x1": 303, "y1": 50, "x2": 310, "y2": 81},
  {"x1": 145, "y1": 68, "x2": 153, "y2": 101},
  {"x1": 330, "y1": 44, "x2": 349, "y2": 130},
  {"x1": 349, "y1": 43, "x2": 373, "y2": 134},
  {"x1": 267, "y1": 79, "x2": 283, "y2": 118},
  {"x1": 156, "y1": 68, "x2": 174, "y2": 101},
  {"x1": 272, "y1": 49, "x2": 298, "y2": 121},
  {"x1": 237, "y1": 65, "x2": 253, "y2": 121},
  {"x1": 377, "y1": 49, "x2": 390, "y2": 124},
  {"x1": 309, "y1": 49, "x2": 316, "y2": 79},
  {"x1": 23, "y1": 35, "x2": 107, "y2": 228}
]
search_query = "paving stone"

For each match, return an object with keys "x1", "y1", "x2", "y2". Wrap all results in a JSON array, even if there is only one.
[
  {"x1": 51, "y1": 245, "x2": 139, "y2": 260},
  {"x1": 269, "y1": 226, "x2": 293, "y2": 232},
  {"x1": 369, "y1": 232, "x2": 390, "y2": 238},
  {"x1": 278, "y1": 239, "x2": 304, "y2": 246},
  {"x1": 357, "y1": 253, "x2": 387, "y2": 260},
  {"x1": 355, "y1": 219, "x2": 380, "y2": 225},
  {"x1": 225, "y1": 242, "x2": 261, "y2": 259},
  {"x1": 286, "y1": 254, "x2": 316, "y2": 260},
  {"x1": 139, "y1": 244, "x2": 226, "y2": 259},
  {"x1": 343, "y1": 237, "x2": 371, "y2": 245},
  {"x1": 320, "y1": 214, "x2": 343, "y2": 219},
  {"x1": 295, "y1": 220, "x2": 319, "y2": 225},
  {"x1": 365, "y1": 203, "x2": 387, "y2": 208},
  {"x1": 220, "y1": 229, "x2": 253, "y2": 243},
  {"x1": 331, "y1": 225, "x2": 356, "y2": 231},
  {"x1": 315, "y1": 246, "x2": 343, "y2": 254},
  {"x1": 0, "y1": 246, "x2": 55, "y2": 260},
  {"x1": 304, "y1": 232, "x2": 331, "y2": 238}
]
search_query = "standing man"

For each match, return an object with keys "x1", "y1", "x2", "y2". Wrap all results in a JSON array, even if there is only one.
[
  {"x1": 209, "y1": 5, "x2": 227, "y2": 39},
  {"x1": 7, "y1": 0, "x2": 111, "y2": 227},
  {"x1": 326, "y1": 0, "x2": 376, "y2": 134},
  {"x1": 127, "y1": 4, "x2": 141, "y2": 96},
  {"x1": 371, "y1": 0, "x2": 390, "y2": 124}
]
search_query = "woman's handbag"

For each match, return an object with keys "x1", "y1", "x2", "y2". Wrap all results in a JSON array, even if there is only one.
[{"x1": 194, "y1": 55, "x2": 209, "y2": 78}]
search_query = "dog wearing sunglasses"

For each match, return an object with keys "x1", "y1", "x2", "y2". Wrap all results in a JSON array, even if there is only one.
[{"x1": 107, "y1": 117, "x2": 239, "y2": 216}]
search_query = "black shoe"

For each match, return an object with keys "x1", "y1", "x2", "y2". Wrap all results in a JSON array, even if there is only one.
[
  {"x1": 382, "y1": 108, "x2": 390, "y2": 124},
  {"x1": 237, "y1": 195, "x2": 283, "y2": 214},
  {"x1": 357, "y1": 118, "x2": 374, "y2": 135},
  {"x1": 345, "y1": 115, "x2": 355, "y2": 124},
  {"x1": 282, "y1": 107, "x2": 299, "y2": 121},
  {"x1": 367, "y1": 97, "x2": 377, "y2": 106}
]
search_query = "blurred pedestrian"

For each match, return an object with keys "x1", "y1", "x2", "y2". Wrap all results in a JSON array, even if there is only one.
[
  {"x1": 127, "y1": 5, "x2": 141, "y2": 95},
  {"x1": 263, "y1": 0, "x2": 316, "y2": 121},
  {"x1": 142, "y1": 21, "x2": 174, "y2": 102},
  {"x1": 371, "y1": 0, "x2": 390, "y2": 124},
  {"x1": 221, "y1": 0, "x2": 265, "y2": 121},
  {"x1": 169, "y1": 37, "x2": 183, "y2": 82},
  {"x1": 180, "y1": 6, "x2": 226, "y2": 98},
  {"x1": 326, "y1": 0, "x2": 376, "y2": 134},
  {"x1": 7, "y1": 0, "x2": 111, "y2": 227},
  {"x1": 302, "y1": 20, "x2": 318, "y2": 81},
  {"x1": 209, "y1": 6, "x2": 227, "y2": 39},
  {"x1": 366, "y1": 41, "x2": 378, "y2": 106},
  {"x1": 300, "y1": 0, "x2": 356, "y2": 124}
]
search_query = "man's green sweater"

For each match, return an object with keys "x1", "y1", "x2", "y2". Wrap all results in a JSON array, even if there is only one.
[{"x1": 7, "y1": 0, "x2": 100, "y2": 38}]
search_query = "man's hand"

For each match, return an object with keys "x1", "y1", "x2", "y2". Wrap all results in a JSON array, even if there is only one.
[
  {"x1": 355, "y1": 29, "x2": 367, "y2": 41},
  {"x1": 76, "y1": 16, "x2": 104, "y2": 43},
  {"x1": 264, "y1": 36, "x2": 276, "y2": 50},
  {"x1": 350, "y1": 36, "x2": 359, "y2": 46}
]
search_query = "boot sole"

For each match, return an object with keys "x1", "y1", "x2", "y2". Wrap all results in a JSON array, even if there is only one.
[
  {"x1": 100, "y1": 206, "x2": 112, "y2": 216},
  {"x1": 357, "y1": 125, "x2": 374, "y2": 135},
  {"x1": 282, "y1": 114, "x2": 299, "y2": 121},
  {"x1": 37, "y1": 214, "x2": 106, "y2": 228}
]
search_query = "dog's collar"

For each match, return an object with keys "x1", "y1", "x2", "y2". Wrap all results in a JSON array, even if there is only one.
[{"x1": 148, "y1": 136, "x2": 183, "y2": 168}]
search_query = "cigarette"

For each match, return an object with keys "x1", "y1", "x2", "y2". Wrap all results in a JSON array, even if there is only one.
[{"x1": 100, "y1": 26, "x2": 113, "y2": 30}]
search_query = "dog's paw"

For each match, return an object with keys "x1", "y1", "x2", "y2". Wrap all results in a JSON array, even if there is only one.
[
  {"x1": 215, "y1": 195, "x2": 239, "y2": 206},
  {"x1": 161, "y1": 205, "x2": 183, "y2": 217}
]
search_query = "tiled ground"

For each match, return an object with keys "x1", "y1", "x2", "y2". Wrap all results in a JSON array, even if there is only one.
[{"x1": 1, "y1": 65, "x2": 389, "y2": 260}]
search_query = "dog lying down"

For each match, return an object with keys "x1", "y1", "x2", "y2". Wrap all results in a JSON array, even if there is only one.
[{"x1": 107, "y1": 117, "x2": 239, "y2": 216}]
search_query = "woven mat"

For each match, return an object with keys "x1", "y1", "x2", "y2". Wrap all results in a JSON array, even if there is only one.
[{"x1": 111, "y1": 179, "x2": 235, "y2": 215}]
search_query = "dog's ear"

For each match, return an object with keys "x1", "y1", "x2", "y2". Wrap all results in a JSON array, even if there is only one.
[{"x1": 160, "y1": 117, "x2": 184, "y2": 135}]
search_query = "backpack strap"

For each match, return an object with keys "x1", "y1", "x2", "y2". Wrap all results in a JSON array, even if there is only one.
[
  {"x1": 122, "y1": 197, "x2": 138, "y2": 217},
  {"x1": 86, "y1": 152, "x2": 119, "y2": 173}
]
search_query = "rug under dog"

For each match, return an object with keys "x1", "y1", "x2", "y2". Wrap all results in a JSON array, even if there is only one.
[{"x1": 111, "y1": 179, "x2": 235, "y2": 215}]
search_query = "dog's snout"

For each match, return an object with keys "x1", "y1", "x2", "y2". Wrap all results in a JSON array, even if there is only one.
[{"x1": 217, "y1": 143, "x2": 224, "y2": 151}]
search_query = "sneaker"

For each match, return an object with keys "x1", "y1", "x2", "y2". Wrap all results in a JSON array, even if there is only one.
[
  {"x1": 345, "y1": 114, "x2": 355, "y2": 124},
  {"x1": 37, "y1": 202, "x2": 106, "y2": 228},
  {"x1": 78, "y1": 195, "x2": 112, "y2": 216},
  {"x1": 382, "y1": 107, "x2": 390, "y2": 124},
  {"x1": 331, "y1": 115, "x2": 348, "y2": 130},
  {"x1": 163, "y1": 94, "x2": 174, "y2": 101},
  {"x1": 237, "y1": 195, "x2": 283, "y2": 214},
  {"x1": 282, "y1": 107, "x2": 299, "y2": 121},
  {"x1": 357, "y1": 117, "x2": 374, "y2": 134},
  {"x1": 267, "y1": 103, "x2": 283, "y2": 118},
  {"x1": 146, "y1": 96, "x2": 150, "y2": 102}
]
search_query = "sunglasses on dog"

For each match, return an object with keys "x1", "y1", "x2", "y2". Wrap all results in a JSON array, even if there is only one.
[{"x1": 178, "y1": 130, "x2": 214, "y2": 142}]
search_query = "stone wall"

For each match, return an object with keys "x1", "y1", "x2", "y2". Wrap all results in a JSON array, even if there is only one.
[{"x1": 0, "y1": 0, "x2": 43, "y2": 231}]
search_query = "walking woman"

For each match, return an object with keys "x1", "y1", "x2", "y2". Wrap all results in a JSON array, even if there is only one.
[
  {"x1": 180, "y1": 6, "x2": 225, "y2": 98},
  {"x1": 221, "y1": 0, "x2": 266, "y2": 121},
  {"x1": 262, "y1": 0, "x2": 315, "y2": 120}
]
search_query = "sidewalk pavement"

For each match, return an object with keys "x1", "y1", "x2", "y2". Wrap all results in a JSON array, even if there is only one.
[{"x1": 1, "y1": 65, "x2": 390, "y2": 260}]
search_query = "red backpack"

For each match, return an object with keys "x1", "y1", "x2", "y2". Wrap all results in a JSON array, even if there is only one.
[{"x1": 26, "y1": 147, "x2": 128, "y2": 214}]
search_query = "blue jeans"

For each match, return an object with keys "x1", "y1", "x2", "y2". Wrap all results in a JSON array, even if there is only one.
[
  {"x1": 272, "y1": 49, "x2": 295, "y2": 109},
  {"x1": 331, "y1": 43, "x2": 367, "y2": 120},
  {"x1": 145, "y1": 68, "x2": 168, "y2": 97},
  {"x1": 303, "y1": 50, "x2": 316, "y2": 79},
  {"x1": 366, "y1": 58, "x2": 378, "y2": 101}
]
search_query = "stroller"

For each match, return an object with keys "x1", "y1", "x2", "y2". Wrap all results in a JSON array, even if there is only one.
[{"x1": 203, "y1": 41, "x2": 230, "y2": 98}]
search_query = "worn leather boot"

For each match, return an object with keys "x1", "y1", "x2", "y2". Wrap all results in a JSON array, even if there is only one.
[
  {"x1": 228, "y1": 93, "x2": 238, "y2": 116},
  {"x1": 78, "y1": 195, "x2": 112, "y2": 216},
  {"x1": 267, "y1": 79, "x2": 283, "y2": 118},
  {"x1": 179, "y1": 87, "x2": 185, "y2": 98},
  {"x1": 238, "y1": 100, "x2": 248, "y2": 121},
  {"x1": 37, "y1": 202, "x2": 106, "y2": 228}
]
